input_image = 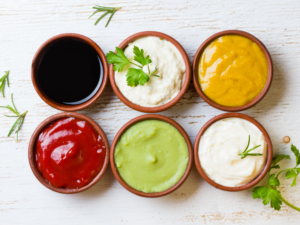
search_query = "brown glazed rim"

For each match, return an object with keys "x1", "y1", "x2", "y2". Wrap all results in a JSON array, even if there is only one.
[
  {"x1": 109, "y1": 31, "x2": 191, "y2": 113},
  {"x1": 110, "y1": 114, "x2": 193, "y2": 197},
  {"x1": 31, "y1": 33, "x2": 109, "y2": 112},
  {"x1": 194, "y1": 113, "x2": 273, "y2": 191},
  {"x1": 28, "y1": 112, "x2": 110, "y2": 194},
  {"x1": 192, "y1": 30, "x2": 273, "y2": 112}
]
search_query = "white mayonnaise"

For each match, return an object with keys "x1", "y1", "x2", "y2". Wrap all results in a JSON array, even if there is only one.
[
  {"x1": 115, "y1": 36, "x2": 186, "y2": 107},
  {"x1": 198, "y1": 118, "x2": 267, "y2": 187}
]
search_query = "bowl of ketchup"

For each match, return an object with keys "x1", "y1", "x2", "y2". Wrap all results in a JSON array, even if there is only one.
[{"x1": 28, "y1": 112, "x2": 109, "y2": 194}]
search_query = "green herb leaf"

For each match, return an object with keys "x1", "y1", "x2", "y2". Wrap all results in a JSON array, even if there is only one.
[
  {"x1": 0, "y1": 93, "x2": 27, "y2": 141},
  {"x1": 273, "y1": 154, "x2": 291, "y2": 165},
  {"x1": 270, "y1": 165, "x2": 280, "y2": 170},
  {"x1": 291, "y1": 177, "x2": 297, "y2": 188},
  {"x1": 270, "y1": 154, "x2": 291, "y2": 171},
  {"x1": 291, "y1": 144, "x2": 300, "y2": 166},
  {"x1": 266, "y1": 188, "x2": 282, "y2": 210},
  {"x1": 285, "y1": 170, "x2": 297, "y2": 179},
  {"x1": 252, "y1": 186, "x2": 267, "y2": 199},
  {"x1": 285, "y1": 168, "x2": 300, "y2": 187},
  {"x1": 149, "y1": 68, "x2": 159, "y2": 77},
  {"x1": 107, "y1": 46, "x2": 159, "y2": 87},
  {"x1": 239, "y1": 135, "x2": 263, "y2": 159},
  {"x1": 269, "y1": 174, "x2": 280, "y2": 187},
  {"x1": 126, "y1": 68, "x2": 149, "y2": 87},
  {"x1": 133, "y1": 46, "x2": 152, "y2": 66},
  {"x1": 89, "y1": 5, "x2": 121, "y2": 27},
  {"x1": 252, "y1": 186, "x2": 282, "y2": 211},
  {"x1": 126, "y1": 68, "x2": 140, "y2": 87},
  {"x1": 0, "y1": 70, "x2": 10, "y2": 98},
  {"x1": 138, "y1": 71, "x2": 150, "y2": 86},
  {"x1": 252, "y1": 144, "x2": 300, "y2": 212},
  {"x1": 106, "y1": 47, "x2": 131, "y2": 72}
]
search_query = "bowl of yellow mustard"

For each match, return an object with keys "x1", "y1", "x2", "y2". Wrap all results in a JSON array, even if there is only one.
[{"x1": 193, "y1": 30, "x2": 273, "y2": 111}]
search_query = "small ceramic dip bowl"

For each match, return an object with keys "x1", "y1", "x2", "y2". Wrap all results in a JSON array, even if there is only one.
[
  {"x1": 194, "y1": 113, "x2": 272, "y2": 191},
  {"x1": 193, "y1": 30, "x2": 273, "y2": 112},
  {"x1": 31, "y1": 33, "x2": 108, "y2": 112},
  {"x1": 110, "y1": 114, "x2": 193, "y2": 197},
  {"x1": 109, "y1": 31, "x2": 191, "y2": 113},
  {"x1": 28, "y1": 112, "x2": 110, "y2": 194}
]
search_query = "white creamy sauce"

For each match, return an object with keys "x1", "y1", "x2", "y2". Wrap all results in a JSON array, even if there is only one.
[
  {"x1": 115, "y1": 36, "x2": 186, "y2": 107},
  {"x1": 198, "y1": 118, "x2": 267, "y2": 187}
]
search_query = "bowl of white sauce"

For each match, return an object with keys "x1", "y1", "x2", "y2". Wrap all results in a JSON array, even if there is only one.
[
  {"x1": 194, "y1": 113, "x2": 273, "y2": 191},
  {"x1": 109, "y1": 31, "x2": 191, "y2": 113}
]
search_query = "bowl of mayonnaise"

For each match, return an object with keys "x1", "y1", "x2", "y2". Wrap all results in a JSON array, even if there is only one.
[{"x1": 194, "y1": 112, "x2": 273, "y2": 191}]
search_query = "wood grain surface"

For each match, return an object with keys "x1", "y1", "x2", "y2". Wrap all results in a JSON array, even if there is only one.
[{"x1": 0, "y1": 0, "x2": 299, "y2": 224}]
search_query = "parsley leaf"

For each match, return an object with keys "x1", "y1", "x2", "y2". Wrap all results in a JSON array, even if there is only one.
[
  {"x1": 107, "y1": 46, "x2": 159, "y2": 87},
  {"x1": 133, "y1": 46, "x2": 152, "y2": 66},
  {"x1": 252, "y1": 186, "x2": 267, "y2": 199},
  {"x1": 282, "y1": 145, "x2": 300, "y2": 187},
  {"x1": 106, "y1": 47, "x2": 131, "y2": 72},
  {"x1": 270, "y1": 154, "x2": 290, "y2": 170},
  {"x1": 285, "y1": 169, "x2": 298, "y2": 179},
  {"x1": 252, "y1": 186, "x2": 282, "y2": 210},
  {"x1": 270, "y1": 165, "x2": 280, "y2": 170},
  {"x1": 285, "y1": 168, "x2": 300, "y2": 187},
  {"x1": 252, "y1": 174, "x2": 282, "y2": 210},
  {"x1": 126, "y1": 68, "x2": 149, "y2": 87},
  {"x1": 291, "y1": 144, "x2": 300, "y2": 166},
  {"x1": 269, "y1": 174, "x2": 280, "y2": 186},
  {"x1": 266, "y1": 188, "x2": 282, "y2": 210}
]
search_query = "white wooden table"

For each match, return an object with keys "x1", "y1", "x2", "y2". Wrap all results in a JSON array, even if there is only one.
[{"x1": 1, "y1": 0, "x2": 300, "y2": 224}]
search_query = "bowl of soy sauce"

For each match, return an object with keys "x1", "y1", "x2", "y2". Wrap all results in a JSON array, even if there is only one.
[{"x1": 31, "y1": 33, "x2": 108, "y2": 111}]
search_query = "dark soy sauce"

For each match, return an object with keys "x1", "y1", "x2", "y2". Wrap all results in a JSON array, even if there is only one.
[{"x1": 38, "y1": 39, "x2": 103, "y2": 105}]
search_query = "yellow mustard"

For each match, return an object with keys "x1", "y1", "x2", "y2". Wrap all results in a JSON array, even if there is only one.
[{"x1": 198, "y1": 35, "x2": 268, "y2": 107}]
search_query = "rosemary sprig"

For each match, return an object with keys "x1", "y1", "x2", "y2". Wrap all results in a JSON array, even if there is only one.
[
  {"x1": 0, "y1": 70, "x2": 10, "y2": 97},
  {"x1": 239, "y1": 135, "x2": 262, "y2": 159},
  {"x1": 0, "y1": 94, "x2": 27, "y2": 141},
  {"x1": 148, "y1": 68, "x2": 159, "y2": 77},
  {"x1": 89, "y1": 5, "x2": 121, "y2": 27}
]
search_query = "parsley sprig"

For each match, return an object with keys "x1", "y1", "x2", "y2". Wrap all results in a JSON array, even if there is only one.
[
  {"x1": 106, "y1": 46, "x2": 159, "y2": 87},
  {"x1": 0, "y1": 70, "x2": 10, "y2": 97},
  {"x1": 252, "y1": 144, "x2": 300, "y2": 211},
  {"x1": 0, "y1": 94, "x2": 27, "y2": 141},
  {"x1": 239, "y1": 135, "x2": 262, "y2": 159},
  {"x1": 89, "y1": 5, "x2": 121, "y2": 27}
]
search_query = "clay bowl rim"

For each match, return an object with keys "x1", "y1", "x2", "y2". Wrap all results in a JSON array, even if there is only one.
[
  {"x1": 193, "y1": 112, "x2": 273, "y2": 191},
  {"x1": 110, "y1": 114, "x2": 193, "y2": 197},
  {"x1": 109, "y1": 31, "x2": 191, "y2": 113},
  {"x1": 28, "y1": 112, "x2": 110, "y2": 194},
  {"x1": 31, "y1": 33, "x2": 109, "y2": 112},
  {"x1": 192, "y1": 30, "x2": 273, "y2": 112}
]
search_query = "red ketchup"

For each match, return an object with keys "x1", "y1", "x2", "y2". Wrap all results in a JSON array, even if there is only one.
[{"x1": 35, "y1": 117, "x2": 106, "y2": 189}]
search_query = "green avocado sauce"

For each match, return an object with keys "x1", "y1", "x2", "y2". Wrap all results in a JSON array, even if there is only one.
[{"x1": 114, "y1": 120, "x2": 188, "y2": 193}]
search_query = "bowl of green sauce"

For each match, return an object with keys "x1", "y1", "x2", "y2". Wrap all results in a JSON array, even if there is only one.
[{"x1": 110, "y1": 114, "x2": 193, "y2": 197}]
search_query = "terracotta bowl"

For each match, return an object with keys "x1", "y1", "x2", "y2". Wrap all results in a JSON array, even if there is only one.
[
  {"x1": 192, "y1": 30, "x2": 273, "y2": 112},
  {"x1": 110, "y1": 114, "x2": 193, "y2": 197},
  {"x1": 28, "y1": 112, "x2": 110, "y2": 194},
  {"x1": 109, "y1": 31, "x2": 191, "y2": 113},
  {"x1": 31, "y1": 33, "x2": 108, "y2": 112},
  {"x1": 194, "y1": 113, "x2": 273, "y2": 191}
]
